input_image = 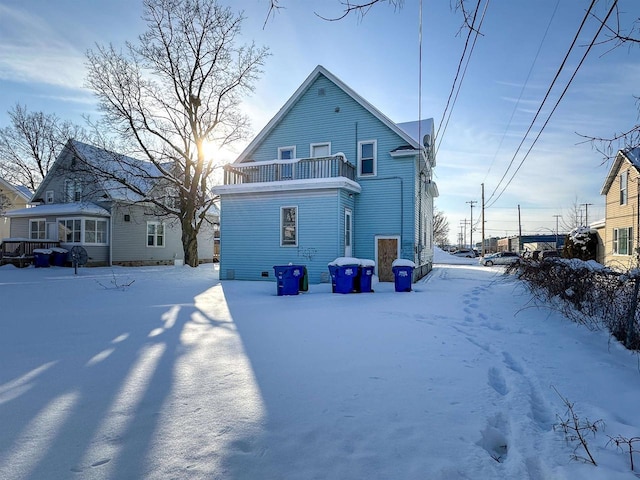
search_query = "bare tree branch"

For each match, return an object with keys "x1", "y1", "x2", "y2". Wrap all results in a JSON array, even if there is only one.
[{"x1": 85, "y1": 0, "x2": 269, "y2": 266}]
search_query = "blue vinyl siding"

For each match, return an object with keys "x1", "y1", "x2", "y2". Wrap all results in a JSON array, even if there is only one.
[
  {"x1": 219, "y1": 189, "x2": 354, "y2": 283},
  {"x1": 218, "y1": 69, "x2": 435, "y2": 283}
]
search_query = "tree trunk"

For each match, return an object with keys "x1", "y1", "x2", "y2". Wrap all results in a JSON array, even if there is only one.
[{"x1": 181, "y1": 217, "x2": 199, "y2": 267}]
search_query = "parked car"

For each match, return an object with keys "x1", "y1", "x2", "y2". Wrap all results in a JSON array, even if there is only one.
[
  {"x1": 451, "y1": 248, "x2": 476, "y2": 258},
  {"x1": 539, "y1": 250, "x2": 560, "y2": 260},
  {"x1": 480, "y1": 251, "x2": 520, "y2": 266}
]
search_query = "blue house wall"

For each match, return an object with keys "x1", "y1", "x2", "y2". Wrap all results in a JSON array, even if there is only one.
[
  {"x1": 215, "y1": 66, "x2": 436, "y2": 286},
  {"x1": 218, "y1": 188, "x2": 356, "y2": 283}
]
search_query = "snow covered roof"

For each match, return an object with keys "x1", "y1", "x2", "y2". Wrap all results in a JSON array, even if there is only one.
[
  {"x1": 234, "y1": 65, "x2": 424, "y2": 164},
  {"x1": 396, "y1": 119, "x2": 435, "y2": 146},
  {"x1": 5, "y1": 202, "x2": 110, "y2": 218},
  {"x1": 0, "y1": 177, "x2": 31, "y2": 203},
  {"x1": 600, "y1": 147, "x2": 640, "y2": 195},
  {"x1": 32, "y1": 140, "x2": 163, "y2": 203}
]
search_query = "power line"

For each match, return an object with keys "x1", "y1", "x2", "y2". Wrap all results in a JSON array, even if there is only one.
[
  {"x1": 482, "y1": 0, "x2": 560, "y2": 183},
  {"x1": 434, "y1": 0, "x2": 486, "y2": 153},
  {"x1": 436, "y1": 0, "x2": 490, "y2": 155},
  {"x1": 485, "y1": 0, "x2": 599, "y2": 208},
  {"x1": 486, "y1": 0, "x2": 618, "y2": 208}
]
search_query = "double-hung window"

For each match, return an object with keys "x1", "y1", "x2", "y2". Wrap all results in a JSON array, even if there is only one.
[
  {"x1": 358, "y1": 140, "x2": 377, "y2": 177},
  {"x1": 613, "y1": 227, "x2": 633, "y2": 255},
  {"x1": 147, "y1": 221, "x2": 165, "y2": 247},
  {"x1": 65, "y1": 179, "x2": 83, "y2": 202},
  {"x1": 620, "y1": 170, "x2": 628, "y2": 205},
  {"x1": 281, "y1": 206, "x2": 297, "y2": 246},
  {"x1": 29, "y1": 219, "x2": 47, "y2": 240}
]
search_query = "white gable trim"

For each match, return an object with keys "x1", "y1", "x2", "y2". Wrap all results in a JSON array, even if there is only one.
[{"x1": 235, "y1": 65, "x2": 420, "y2": 164}]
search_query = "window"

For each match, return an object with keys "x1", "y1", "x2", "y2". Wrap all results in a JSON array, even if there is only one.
[
  {"x1": 147, "y1": 221, "x2": 165, "y2": 247},
  {"x1": 65, "y1": 179, "x2": 82, "y2": 202},
  {"x1": 58, "y1": 219, "x2": 82, "y2": 243},
  {"x1": 278, "y1": 146, "x2": 296, "y2": 180},
  {"x1": 45, "y1": 190, "x2": 54, "y2": 204},
  {"x1": 613, "y1": 227, "x2": 633, "y2": 255},
  {"x1": 620, "y1": 170, "x2": 628, "y2": 205},
  {"x1": 278, "y1": 146, "x2": 296, "y2": 160},
  {"x1": 85, "y1": 219, "x2": 108, "y2": 244},
  {"x1": 30, "y1": 219, "x2": 46, "y2": 240},
  {"x1": 281, "y1": 206, "x2": 297, "y2": 246},
  {"x1": 358, "y1": 140, "x2": 377, "y2": 176},
  {"x1": 311, "y1": 142, "x2": 331, "y2": 158}
]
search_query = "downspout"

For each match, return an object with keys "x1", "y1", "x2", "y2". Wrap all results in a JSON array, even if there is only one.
[{"x1": 109, "y1": 202, "x2": 114, "y2": 267}]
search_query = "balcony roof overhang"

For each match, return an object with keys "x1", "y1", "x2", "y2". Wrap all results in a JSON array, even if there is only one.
[{"x1": 213, "y1": 177, "x2": 361, "y2": 196}]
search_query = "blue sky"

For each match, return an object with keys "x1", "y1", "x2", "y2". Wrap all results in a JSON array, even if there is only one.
[{"x1": 1, "y1": 0, "x2": 638, "y2": 244}]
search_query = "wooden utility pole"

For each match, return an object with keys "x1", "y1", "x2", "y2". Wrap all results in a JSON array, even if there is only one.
[
  {"x1": 481, "y1": 183, "x2": 485, "y2": 256},
  {"x1": 467, "y1": 200, "x2": 477, "y2": 250}
]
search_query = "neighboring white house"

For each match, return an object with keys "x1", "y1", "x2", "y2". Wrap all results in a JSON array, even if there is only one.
[{"x1": 6, "y1": 140, "x2": 217, "y2": 266}]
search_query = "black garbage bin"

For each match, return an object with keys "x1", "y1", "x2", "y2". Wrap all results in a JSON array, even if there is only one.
[{"x1": 392, "y1": 260, "x2": 415, "y2": 292}]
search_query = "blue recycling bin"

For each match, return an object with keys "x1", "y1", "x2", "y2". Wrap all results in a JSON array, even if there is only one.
[
  {"x1": 50, "y1": 247, "x2": 68, "y2": 266},
  {"x1": 392, "y1": 265, "x2": 414, "y2": 292},
  {"x1": 359, "y1": 264, "x2": 375, "y2": 293},
  {"x1": 328, "y1": 264, "x2": 338, "y2": 293},
  {"x1": 273, "y1": 265, "x2": 305, "y2": 296},
  {"x1": 334, "y1": 264, "x2": 359, "y2": 294},
  {"x1": 33, "y1": 249, "x2": 52, "y2": 268}
]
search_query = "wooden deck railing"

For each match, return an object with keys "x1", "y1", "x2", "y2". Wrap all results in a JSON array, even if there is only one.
[
  {"x1": 223, "y1": 154, "x2": 356, "y2": 185},
  {"x1": 0, "y1": 239, "x2": 61, "y2": 267}
]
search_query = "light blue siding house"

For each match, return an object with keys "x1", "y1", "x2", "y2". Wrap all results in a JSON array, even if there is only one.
[{"x1": 213, "y1": 65, "x2": 438, "y2": 284}]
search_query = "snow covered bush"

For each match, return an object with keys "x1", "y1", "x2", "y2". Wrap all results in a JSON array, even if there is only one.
[
  {"x1": 562, "y1": 226, "x2": 597, "y2": 261},
  {"x1": 507, "y1": 257, "x2": 640, "y2": 351}
]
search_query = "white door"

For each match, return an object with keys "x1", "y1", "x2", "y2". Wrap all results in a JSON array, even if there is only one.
[{"x1": 344, "y1": 208, "x2": 352, "y2": 257}]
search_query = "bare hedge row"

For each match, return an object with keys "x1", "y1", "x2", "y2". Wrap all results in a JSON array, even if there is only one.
[{"x1": 505, "y1": 258, "x2": 640, "y2": 351}]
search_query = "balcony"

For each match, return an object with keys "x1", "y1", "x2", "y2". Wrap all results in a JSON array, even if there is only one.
[{"x1": 223, "y1": 154, "x2": 356, "y2": 186}]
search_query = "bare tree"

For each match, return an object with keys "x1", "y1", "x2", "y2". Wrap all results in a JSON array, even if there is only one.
[
  {"x1": 85, "y1": 0, "x2": 269, "y2": 267},
  {"x1": 433, "y1": 208, "x2": 450, "y2": 247},
  {"x1": 560, "y1": 197, "x2": 586, "y2": 233},
  {"x1": 0, "y1": 104, "x2": 85, "y2": 192}
]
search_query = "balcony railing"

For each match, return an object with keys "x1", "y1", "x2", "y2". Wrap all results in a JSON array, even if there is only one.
[{"x1": 223, "y1": 154, "x2": 356, "y2": 186}]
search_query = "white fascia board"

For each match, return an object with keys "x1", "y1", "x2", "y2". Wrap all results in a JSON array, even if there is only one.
[
  {"x1": 213, "y1": 178, "x2": 361, "y2": 196},
  {"x1": 390, "y1": 149, "x2": 420, "y2": 158}
]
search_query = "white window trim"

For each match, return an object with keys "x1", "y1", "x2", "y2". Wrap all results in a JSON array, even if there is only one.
[
  {"x1": 357, "y1": 140, "x2": 377, "y2": 177},
  {"x1": 146, "y1": 221, "x2": 165, "y2": 248},
  {"x1": 620, "y1": 170, "x2": 628, "y2": 205},
  {"x1": 278, "y1": 146, "x2": 296, "y2": 160},
  {"x1": 57, "y1": 217, "x2": 109, "y2": 245},
  {"x1": 280, "y1": 206, "x2": 298, "y2": 247},
  {"x1": 57, "y1": 217, "x2": 83, "y2": 244},
  {"x1": 613, "y1": 227, "x2": 633, "y2": 256},
  {"x1": 29, "y1": 218, "x2": 47, "y2": 240},
  {"x1": 45, "y1": 190, "x2": 54, "y2": 204},
  {"x1": 83, "y1": 218, "x2": 109, "y2": 245},
  {"x1": 310, "y1": 142, "x2": 331, "y2": 158}
]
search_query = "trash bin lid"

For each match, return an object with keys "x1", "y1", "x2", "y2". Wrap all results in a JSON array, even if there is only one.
[
  {"x1": 391, "y1": 259, "x2": 415, "y2": 268},
  {"x1": 33, "y1": 248, "x2": 53, "y2": 254}
]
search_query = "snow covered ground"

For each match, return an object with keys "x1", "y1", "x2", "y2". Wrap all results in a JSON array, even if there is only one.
[{"x1": 1, "y1": 251, "x2": 640, "y2": 479}]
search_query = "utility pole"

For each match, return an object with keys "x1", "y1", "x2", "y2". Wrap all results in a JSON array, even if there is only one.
[
  {"x1": 481, "y1": 183, "x2": 485, "y2": 256},
  {"x1": 517, "y1": 205, "x2": 522, "y2": 252},
  {"x1": 460, "y1": 219, "x2": 470, "y2": 249},
  {"x1": 553, "y1": 214, "x2": 561, "y2": 248},
  {"x1": 581, "y1": 203, "x2": 593, "y2": 226},
  {"x1": 467, "y1": 200, "x2": 477, "y2": 251}
]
